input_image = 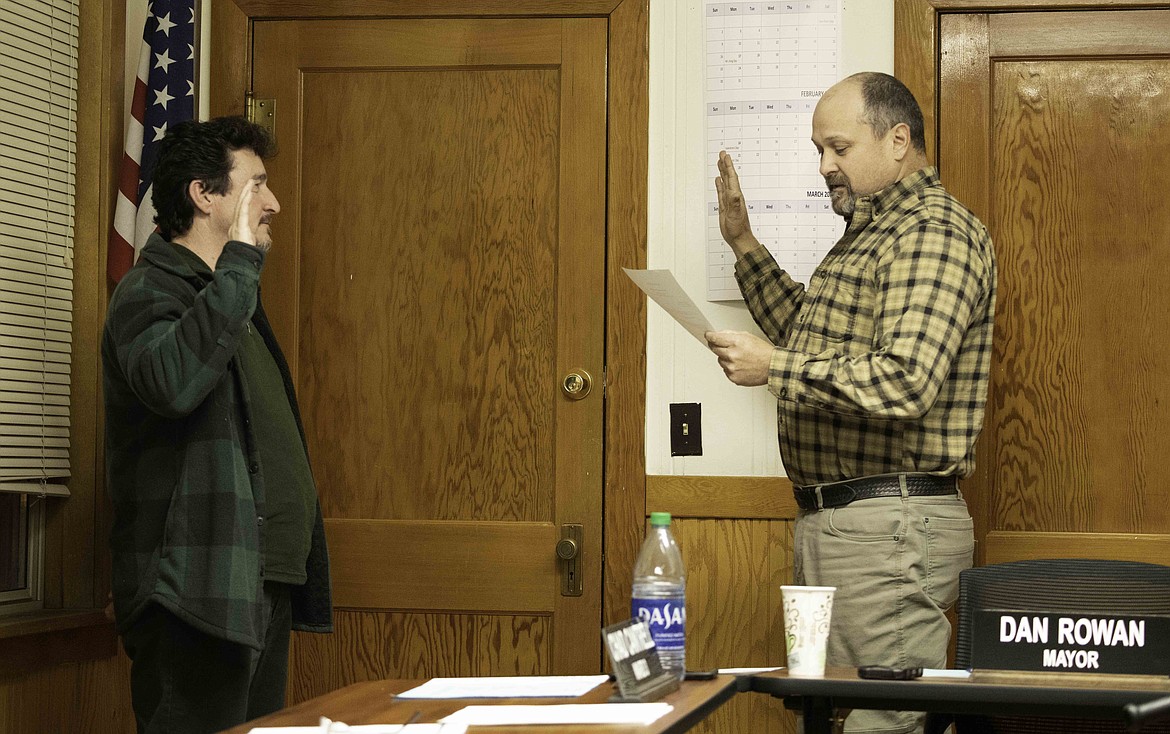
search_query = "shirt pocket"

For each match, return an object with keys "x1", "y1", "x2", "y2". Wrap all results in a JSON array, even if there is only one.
[{"x1": 796, "y1": 265, "x2": 873, "y2": 348}]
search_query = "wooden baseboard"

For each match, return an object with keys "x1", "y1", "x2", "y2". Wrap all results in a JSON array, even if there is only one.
[{"x1": 646, "y1": 475, "x2": 797, "y2": 520}]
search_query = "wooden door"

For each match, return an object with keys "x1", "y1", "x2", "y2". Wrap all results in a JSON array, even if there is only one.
[
  {"x1": 934, "y1": 8, "x2": 1170, "y2": 565},
  {"x1": 251, "y1": 18, "x2": 607, "y2": 697}
]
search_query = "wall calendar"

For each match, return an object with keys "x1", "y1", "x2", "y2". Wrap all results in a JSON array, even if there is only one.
[{"x1": 705, "y1": 1, "x2": 843, "y2": 301}]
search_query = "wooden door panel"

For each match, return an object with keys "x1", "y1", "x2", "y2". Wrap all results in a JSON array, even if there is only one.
[
  {"x1": 273, "y1": 18, "x2": 564, "y2": 67},
  {"x1": 254, "y1": 16, "x2": 606, "y2": 678},
  {"x1": 988, "y1": 9, "x2": 1170, "y2": 56},
  {"x1": 939, "y1": 9, "x2": 1170, "y2": 564},
  {"x1": 990, "y1": 58, "x2": 1170, "y2": 535},
  {"x1": 289, "y1": 610, "x2": 548, "y2": 702},
  {"x1": 253, "y1": 17, "x2": 565, "y2": 376},
  {"x1": 297, "y1": 66, "x2": 559, "y2": 523},
  {"x1": 327, "y1": 520, "x2": 557, "y2": 611}
]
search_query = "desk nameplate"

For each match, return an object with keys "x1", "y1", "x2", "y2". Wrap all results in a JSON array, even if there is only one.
[
  {"x1": 972, "y1": 609, "x2": 1170, "y2": 675},
  {"x1": 602, "y1": 618, "x2": 680, "y2": 702}
]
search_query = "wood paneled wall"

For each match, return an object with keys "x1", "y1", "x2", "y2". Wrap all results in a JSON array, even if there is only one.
[
  {"x1": 288, "y1": 612, "x2": 549, "y2": 704},
  {"x1": 648, "y1": 476, "x2": 799, "y2": 734},
  {"x1": 0, "y1": 653, "x2": 133, "y2": 733},
  {"x1": 677, "y1": 518, "x2": 796, "y2": 734}
]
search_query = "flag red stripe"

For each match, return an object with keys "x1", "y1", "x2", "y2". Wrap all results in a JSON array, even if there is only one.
[
  {"x1": 117, "y1": 153, "x2": 140, "y2": 203},
  {"x1": 130, "y1": 75, "x2": 147, "y2": 122},
  {"x1": 107, "y1": 231, "x2": 135, "y2": 284}
]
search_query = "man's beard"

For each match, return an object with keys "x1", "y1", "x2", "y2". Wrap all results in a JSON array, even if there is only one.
[
  {"x1": 826, "y1": 174, "x2": 855, "y2": 218},
  {"x1": 255, "y1": 222, "x2": 272, "y2": 252}
]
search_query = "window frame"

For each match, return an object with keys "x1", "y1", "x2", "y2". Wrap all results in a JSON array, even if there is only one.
[{"x1": 0, "y1": 492, "x2": 44, "y2": 614}]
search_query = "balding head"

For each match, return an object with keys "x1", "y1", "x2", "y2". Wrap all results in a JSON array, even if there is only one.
[
  {"x1": 841, "y1": 72, "x2": 926, "y2": 154},
  {"x1": 812, "y1": 73, "x2": 929, "y2": 217}
]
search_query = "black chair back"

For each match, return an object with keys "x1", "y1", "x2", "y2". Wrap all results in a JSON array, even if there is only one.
[{"x1": 951, "y1": 559, "x2": 1170, "y2": 733}]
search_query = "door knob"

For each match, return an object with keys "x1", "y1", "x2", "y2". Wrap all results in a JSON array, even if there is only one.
[
  {"x1": 561, "y1": 369, "x2": 592, "y2": 400},
  {"x1": 556, "y1": 537, "x2": 579, "y2": 560}
]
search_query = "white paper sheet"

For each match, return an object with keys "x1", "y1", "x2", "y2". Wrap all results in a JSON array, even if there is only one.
[
  {"x1": 717, "y1": 666, "x2": 782, "y2": 675},
  {"x1": 623, "y1": 268, "x2": 717, "y2": 345},
  {"x1": 395, "y1": 675, "x2": 610, "y2": 699},
  {"x1": 920, "y1": 669, "x2": 972, "y2": 679},
  {"x1": 248, "y1": 718, "x2": 466, "y2": 733},
  {"x1": 438, "y1": 703, "x2": 674, "y2": 727}
]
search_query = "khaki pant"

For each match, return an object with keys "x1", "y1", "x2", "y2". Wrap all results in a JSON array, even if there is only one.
[{"x1": 794, "y1": 493, "x2": 973, "y2": 734}]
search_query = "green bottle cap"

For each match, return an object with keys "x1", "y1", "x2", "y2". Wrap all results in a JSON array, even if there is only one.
[{"x1": 649, "y1": 511, "x2": 671, "y2": 525}]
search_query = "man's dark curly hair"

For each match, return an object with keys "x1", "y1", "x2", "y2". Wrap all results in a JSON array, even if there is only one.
[
  {"x1": 848, "y1": 72, "x2": 927, "y2": 155},
  {"x1": 151, "y1": 116, "x2": 274, "y2": 240}
]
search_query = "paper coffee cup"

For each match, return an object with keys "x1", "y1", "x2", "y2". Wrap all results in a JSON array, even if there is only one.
[{"x1": 781, "y1": 585, "x2": 836, "y2": 677}]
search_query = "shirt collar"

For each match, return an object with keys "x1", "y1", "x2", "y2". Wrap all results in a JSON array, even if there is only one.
[
  {"x1": 137, "y1": 232, "x2": 214, "y2": 285},
  {"x1": 170, "y1": 240, "x2": 214, "y2": 277},
  {"x1": 847, "y1": 166, "x2": 940, "y2": 229}
]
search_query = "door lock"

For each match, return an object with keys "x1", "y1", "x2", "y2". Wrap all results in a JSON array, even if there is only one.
[
  {"x1": 558, "y1": 524, "x2": 583, "y2": 596},
  {"x1": 561, "y1": 369, "x2": 592, "y2": 400}
]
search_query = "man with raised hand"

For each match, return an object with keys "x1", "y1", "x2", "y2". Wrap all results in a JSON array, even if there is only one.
[
  {"x1": 103, "y1": 116, "x2": 332, "y2": 734},
  {"x1": 708, "y1": 73, "x2": 996, "y2": 734}
]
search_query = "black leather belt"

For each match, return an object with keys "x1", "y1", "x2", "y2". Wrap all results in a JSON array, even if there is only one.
[{"x1": 793, "y1": 473, "x2": 958, "y2": 511}]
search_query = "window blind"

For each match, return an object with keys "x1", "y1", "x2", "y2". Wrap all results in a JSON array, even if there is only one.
[{"x1": 0, "y1": 0, "x2": 79, "y2": 498}]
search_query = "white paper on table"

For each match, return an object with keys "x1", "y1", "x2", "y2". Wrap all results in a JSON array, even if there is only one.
[
  {"x1": 623, "y1": 268, "x2": 718, "y2": 346},
  {"x1": 438, "y1": 703, "x2": 673, "y2": 727},
  {"x1": 396, "y1": 675, "x2": 610, "y2": 699},
  {"x1": 248, "y1": 719, "x2": 466, "y2": 734},
  {"x1": 717, "y1": 666, "x2": 783, "y2": 675},
  {"x1": 920, "y1": 669, "x2": 972, "y2": 679}
]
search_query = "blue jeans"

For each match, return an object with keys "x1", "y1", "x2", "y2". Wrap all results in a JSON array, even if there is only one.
[
  {"x1": 121, "y1": 582, "x2": 292, "y2": 734},
  {"x1": 794, "y1": 494, "x2": 974, "y2": 734}
]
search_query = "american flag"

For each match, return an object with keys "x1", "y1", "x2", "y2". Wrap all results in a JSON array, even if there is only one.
[{"x1": 108, "y1": 0, "x2": 197, "y2": 283}]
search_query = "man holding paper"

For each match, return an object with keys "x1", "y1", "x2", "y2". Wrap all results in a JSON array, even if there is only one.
[{"x1": 707, "y1": 72, "x2": 996, "y2": 734}]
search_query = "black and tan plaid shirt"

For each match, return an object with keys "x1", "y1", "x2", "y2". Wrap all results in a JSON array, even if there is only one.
[{"x1": 735, "y1": 167, "x2": 996, "y2": 488}]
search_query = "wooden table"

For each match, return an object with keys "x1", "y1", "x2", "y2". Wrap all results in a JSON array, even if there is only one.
[
  {"x1": 750, "y1": 667, "x2": 1170, "y2": 734},
  {"x1": 219, "y1": 676, "x2": 740, "y2": 733}
]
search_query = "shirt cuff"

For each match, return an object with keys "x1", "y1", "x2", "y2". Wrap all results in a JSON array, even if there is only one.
[
  {"x1": 217, "y1": 240, "x2": 267, "y2": 278},
  {"x1": 733, "y1": 243, "x2": 778, "y2": 286},
  {"x1": 767, "y1": 345, "x2": 803, "y2": 402}
]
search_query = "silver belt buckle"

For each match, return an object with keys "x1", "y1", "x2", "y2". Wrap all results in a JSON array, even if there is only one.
[{"x1": 814, "y1": 486, "x2": 825, "y2": 511}]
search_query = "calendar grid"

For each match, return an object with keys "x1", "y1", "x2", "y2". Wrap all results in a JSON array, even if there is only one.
[{"x1": 705, "y1": 1, "x2": 844, "y2": 301}]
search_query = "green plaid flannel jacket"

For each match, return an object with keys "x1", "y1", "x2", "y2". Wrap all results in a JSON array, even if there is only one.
[
  {"x1": 103, "y1": 234, "x2": 332, "y2": 649},
  {"x1": 736, "y1": 167, "x2": 997, "y2": 488}
]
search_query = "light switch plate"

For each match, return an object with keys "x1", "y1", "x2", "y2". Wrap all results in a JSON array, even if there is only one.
[{"x1": 669, "y1": 403, "x2": 702, "y2": 456}]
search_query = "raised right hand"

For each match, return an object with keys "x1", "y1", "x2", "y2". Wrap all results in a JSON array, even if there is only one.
[
  {"x1": 715, "y1": 150, "x2": 761, "y2": 258},
  {"x1": 227, "y1": 181, "x2": 256, "y2": 246}
]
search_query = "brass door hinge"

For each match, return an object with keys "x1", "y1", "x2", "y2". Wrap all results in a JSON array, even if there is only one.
[{"x1": 245, "y1": 93, "x2": 276, "y2": 141}]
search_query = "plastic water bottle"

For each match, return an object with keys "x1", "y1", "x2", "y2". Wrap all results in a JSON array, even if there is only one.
[{"x1": 632, "y1": 511, "x2": 686, "y2": 680}]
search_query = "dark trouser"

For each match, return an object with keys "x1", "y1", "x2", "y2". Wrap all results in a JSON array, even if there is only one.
[{"x1": 121, "y1": 582, "x2": 292, "y2": 734}]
